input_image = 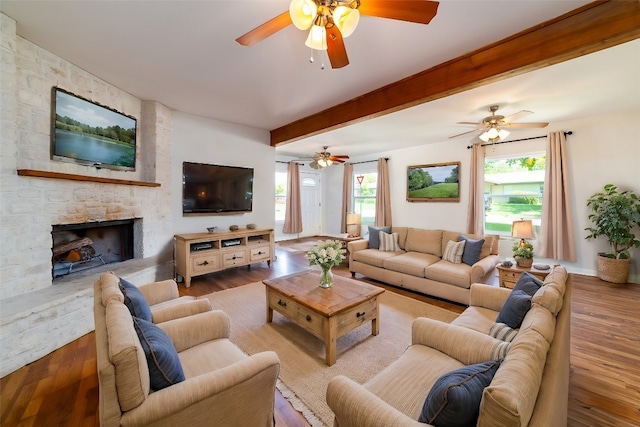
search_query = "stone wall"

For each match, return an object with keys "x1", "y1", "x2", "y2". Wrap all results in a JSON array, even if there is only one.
[{"x1": 0, "y1": 13, "x2": 174, "y2": 377}]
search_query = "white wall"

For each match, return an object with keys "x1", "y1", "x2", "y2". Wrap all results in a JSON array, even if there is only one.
[
  {"x1": 171, "y1": 112, "x2": 275, "y2": 234},
  {"x1": 323, "y1": 108, "x2": 640, "y2": 283}
]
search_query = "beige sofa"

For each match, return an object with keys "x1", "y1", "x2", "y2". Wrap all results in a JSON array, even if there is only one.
[
  {"x1": 348, "y1": 227, "x2": 501, "y2": 305},
  {"x1": 327, "y1": 266, "x2": 571, "y2": 427},
  {"x1": 94, "y1": 272, "x2": 281, "y2": 427}
]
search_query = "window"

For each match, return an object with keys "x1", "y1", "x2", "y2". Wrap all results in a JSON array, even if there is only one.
[
  {"x1": 275, "y1": 171, "x2": 287, "y2": 221},
  {"x1": 352, "y1": 171, "x2": 377, "y2": 232},
  {"x1": 484, "y1": 154, "x2": 546, "y2": 236}
]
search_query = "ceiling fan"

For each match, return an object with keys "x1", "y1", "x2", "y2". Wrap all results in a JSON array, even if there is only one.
[
  {"x1": 295, "y1": 146, "x2": 349, "y2": 169},
  {"x1": 449, "y1": 105, "x2": 549, "y2": 142},
  {"x1": 235, "y1": 0, "x2": 439, "y2": 69}
]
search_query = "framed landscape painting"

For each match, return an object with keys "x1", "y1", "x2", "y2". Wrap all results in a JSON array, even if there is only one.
[{"x1": 407, "y1": 161, "x2": 460, "y2": 202}]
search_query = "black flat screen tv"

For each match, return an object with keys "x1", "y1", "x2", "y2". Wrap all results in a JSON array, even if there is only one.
[
  {"x1": 183, "y1": 162, "x2": 254, "y2": 215},
  {"x1": 51, "y1": 87, "x2": 137, "y2": 171}
]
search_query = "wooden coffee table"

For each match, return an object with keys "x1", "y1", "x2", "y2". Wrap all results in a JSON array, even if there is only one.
[{"x1": 263, "y1": 271, "x2": 385, "y2": 366}]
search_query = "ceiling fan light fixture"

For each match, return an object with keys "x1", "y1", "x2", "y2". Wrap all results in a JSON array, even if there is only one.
[
  {"x1": 317, "y1": 158, "x2": 328, "y2": 167},
  {"x1": 333, "y1": 6, "x2": 360, "y2": 37},
  {"x1": 498, "y1": 129, "x2": 510, "y2": 139},
  {"x1": 305, "y1": 23, "x2": 327, "y2": 50},
  {"x1": 290, "y1": 0, "x2": 317, "y2": 30}
]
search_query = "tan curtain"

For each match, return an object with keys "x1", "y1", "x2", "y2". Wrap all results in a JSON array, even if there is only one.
[
  {"x1": 283, "y1": 162, "x2": 302, "y2": 234},
  {"x1": 539, "y1": 131, "x2": 576, "y2": 261},
  {"x1": 375, "y1": 158, "x2": 392, "y2": 227},
  {"x1": 467, "y1": 143, "x2": 486, "y2": 234},
  {"x1": 340, "y1": 162, "x2": 353, "y2": 233}
]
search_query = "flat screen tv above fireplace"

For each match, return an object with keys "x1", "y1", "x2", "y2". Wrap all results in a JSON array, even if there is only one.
[
  {"x1": 182, "y1": 162, "x2": 254, "y2": 215},
  {"x1": 51, "y1": 87, "x2": 137, "y2": 171}
]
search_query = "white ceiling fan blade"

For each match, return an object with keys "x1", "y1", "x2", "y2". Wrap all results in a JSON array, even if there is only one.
[
  {"x1": 505, "y1": 122, "x2": 549, "y2": 128},
  {"x1": 449, "y1": 128, "x2": 483, "y2": 139},
  {"x1": 456, "y1": 121, "x2": 484, "y2": 126},
  {"x1": 502, "y1": 110, "x2": 533, "y2": 123}
]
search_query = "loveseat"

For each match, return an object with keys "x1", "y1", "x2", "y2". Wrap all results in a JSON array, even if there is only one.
[
  {"x1": 327, "y1": 265, "x2": 571, "y2": 427},
  {"x1": 348, "y1": 227, "x2": 501, "y2": 305},
  {"x1": 94, "y1": 272, "x2": 281, "y2": 427}
]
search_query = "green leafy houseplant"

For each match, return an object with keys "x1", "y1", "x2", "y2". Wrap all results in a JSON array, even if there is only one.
[
  {"x1": 512, "y1": 240, "x2": 534, "y2": 259},
  {"x1": 585, "y1": 184, "x2": 640, "y2": 259}
]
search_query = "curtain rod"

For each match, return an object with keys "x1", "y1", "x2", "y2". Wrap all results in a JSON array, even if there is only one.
[{"x1": 466, "y1": 131, "x2": 573, "y2": 149}]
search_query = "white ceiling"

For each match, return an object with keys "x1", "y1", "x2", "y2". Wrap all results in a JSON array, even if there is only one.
[{"x1": 2, "y1": 1, "x2": 639, "y2": 158}]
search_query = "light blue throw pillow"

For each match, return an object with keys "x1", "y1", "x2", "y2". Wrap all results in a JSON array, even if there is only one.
[{"x1": 368, "y1": 226, "x2": 391, "y2": 249}]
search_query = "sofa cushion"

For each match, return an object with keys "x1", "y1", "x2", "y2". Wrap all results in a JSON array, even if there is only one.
[
  {"x1": 425, "y1": 261, "x2": 473, "y2": 289},
  {"x1": 489, "y1": 323, "x2": 518, "y2": 342},
  {"x1": 368, "y1": 226, "x2": 391, "y2": 249},
  {"x1": 495, "y1": 290, "x2": 531, "y2": 329},
  {"x1": 466, "y1": 233, "x2": 499, "y2": 258},
  {"x1": 120, "y1": 278, "x2": 152, "y2": 322},
  {"x1": 383, "y1": 252, "x2": 440, "y2": 277},
  {"x1": 133, "y1": 316, "x2": 185, "y2": 391},
  {"x1": 452, "y1": 306, "x2": 498, "y2": 334},
  {"x1": 100, "y1": 272, "x2": 124, "y2": 305},
  {"x1": 513, "y1": 272, "x2": 543, "y2": 296},
  {"x1": 419, "y1": 359, "x2": 502, "y2": 426},
  {"x1": 442, "y1": 240, "x2": 465, "y2": 264},
  {"x1": 379, "y1": 231, "x2": 401, "y2": 252},
  {"x1": 519, "y1": 304, "x2": 556, "y2": 344},
  {"x1": 391, "y1": 227, "x2": 409, "y2": 250},
  {"x1": 532, "y1": 283, "x2": 564, "y2": 315},
  {"x1": 405, "y1": 228, "x2": 443, "y2": 256},
  {"x1": 105, "y1": 301, "x2": 150, "y2": 411},
  {"x1": 460, "y1": 235, "x2": 485, "y2": 266},
  {"x1": 353, "y1": 248, "x2": 400, "y2": 268}
]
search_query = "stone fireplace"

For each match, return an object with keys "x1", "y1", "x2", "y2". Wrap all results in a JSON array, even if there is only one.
[{"x1": 52, "y1": 219, "x2": 138, "y2": 279}]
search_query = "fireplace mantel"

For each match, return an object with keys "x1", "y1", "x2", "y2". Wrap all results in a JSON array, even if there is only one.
[{"x1": 17, "y1": 169, "x2": 161, "y2": 187}]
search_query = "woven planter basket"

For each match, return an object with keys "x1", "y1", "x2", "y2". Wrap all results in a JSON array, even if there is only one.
[
  {"x1": 597, "y1": 255, "x2": 631, "y2": 283},
  {"x1": 515, "y1": 256, "x2": 533, "y2": 268}
]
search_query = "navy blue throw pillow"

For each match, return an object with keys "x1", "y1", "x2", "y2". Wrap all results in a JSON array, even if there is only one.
[
  {"x1": 133, "y1": 317, "x2": 185, "y2": 391},
  {"x1": 368, "y1": 226, "x2": 391, "y2": 249},
  {"x1": 419, "y1": 359, "x2": 502, "y2": 426},
  {"x1": 460, "y1": 235, "x2": 485, "y2": 266},
  {"x1": 119, "y1": 277, "x2": 152, "y2": 322},
  {"x1": 513, "y1": 272, "x2": 543, "y2": 297},
  {"x1": 495, "y1": 290, "x2": 532, "y2": 329}
]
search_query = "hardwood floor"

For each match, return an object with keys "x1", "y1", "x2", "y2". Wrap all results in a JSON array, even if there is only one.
[{"x1": 1, "y1": 238, "x2": 639, "y2": 426}]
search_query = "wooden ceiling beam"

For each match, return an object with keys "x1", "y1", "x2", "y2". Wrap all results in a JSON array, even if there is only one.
[{"x1": 270, "y1": 0, "x2": 640, "y2": 146}]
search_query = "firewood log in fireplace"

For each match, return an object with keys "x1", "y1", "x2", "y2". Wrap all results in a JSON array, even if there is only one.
[{"x1": 53, "y1": 237, "x2": 94, "y2": 256}]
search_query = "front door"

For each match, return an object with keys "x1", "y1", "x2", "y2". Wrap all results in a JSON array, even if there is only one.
[{"x1": 299, "y1": 172, "x2": 322, "y2": 237}]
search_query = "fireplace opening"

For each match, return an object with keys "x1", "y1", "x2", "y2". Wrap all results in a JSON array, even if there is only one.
[{"x1": 52, "y1": 219, "x2": 135, "y2": 279}]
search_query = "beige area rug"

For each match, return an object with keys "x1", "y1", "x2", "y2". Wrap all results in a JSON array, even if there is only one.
[
  {"x1": 276, "y1": 240, "x2": 318, "y2": 253},
  {"x1": 203, "y1": 282, "x2": 458, "y2": 427}
]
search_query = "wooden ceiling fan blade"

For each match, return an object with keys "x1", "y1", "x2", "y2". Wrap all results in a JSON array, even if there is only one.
[
  {"x1": 330, "y1": 155, "x2": 350, "y2": 159},
  {"x1": 457, "y1": 121, "x2": 484, "y2": 126},
  {"x1": 449, "y1": 128, "x2": 482, "y2": 139},
  {"x1": 236, "y1": 11, "x2": 292, "y2": 46},
  {"x1": 502, "y1": 110, "x2": 533, "y2": 123},
  {"x1": 358, "y1": 0, "x2": 439, "y2": 25},
  {"x1": 332, "y1": 159, "x2": 346, "y2": 163},
  {"x1": 326, "y1": 26, "x2": 349, "y2": 69},
  {"x1": 505, "y1": 122, "x2": 549, "y2": 128}
]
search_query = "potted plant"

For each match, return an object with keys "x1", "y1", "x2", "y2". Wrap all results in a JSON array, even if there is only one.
[
  {"x1": 512, "y1": 240, "x2": 534, "y2": 268},
  {"x1": 585, "y1": 184, "x2": 640, "y2": 283}
]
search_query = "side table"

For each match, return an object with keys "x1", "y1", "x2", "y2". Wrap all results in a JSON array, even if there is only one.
[{"x1": 496, "y1": 264, "x2": 551, "y2": 289}]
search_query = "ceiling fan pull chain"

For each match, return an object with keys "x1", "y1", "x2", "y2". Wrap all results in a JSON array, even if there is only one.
[{"x1": 309, "y1": 48, "x2": 315, "y2": 63}]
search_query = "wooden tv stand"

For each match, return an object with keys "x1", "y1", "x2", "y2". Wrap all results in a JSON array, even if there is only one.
[{"x1": 174, "y1": 228, "x2": 274, "y2": 287}]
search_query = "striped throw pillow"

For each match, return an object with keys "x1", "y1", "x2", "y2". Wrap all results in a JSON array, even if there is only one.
[
  {"x1": 442, "y1": 240, "x2": 466, "y2": 264},
  {"x1": 489, "y1": 322, "x2": 519, "y2": 342},
  {"x1": 379, "y1": 231, "x2": 401, "y2": 252}
]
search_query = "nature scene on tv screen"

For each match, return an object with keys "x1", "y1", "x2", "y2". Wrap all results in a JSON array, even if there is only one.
[{"x1": 53, "y1": 89, "x2": 136, "y2": 169}]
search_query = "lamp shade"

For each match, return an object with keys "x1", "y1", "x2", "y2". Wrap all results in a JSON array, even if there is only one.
[
  {"x1": 333, "y1": 6, "x2": 360, "y2": 37},
  {"x1": 290, "y1": 0, "x2": 317, "y2": 30},
  {"x1": 346, "y1": 213, "x2": 361, "y2": 225},
  {"x1": 305, "y1": 24, "x2": 327, "y2": 50},
  {"x1": 512, "y1": 220, "x2": 534, "y2": 239}
]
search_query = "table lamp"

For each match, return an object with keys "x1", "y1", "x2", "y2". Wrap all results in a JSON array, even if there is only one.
[
  {"x1": 346, "y1": 213, "x2": 361, "y2": 237},
  {"x1": 511, "y1": 219, "x2": 535, "y2": 247}
]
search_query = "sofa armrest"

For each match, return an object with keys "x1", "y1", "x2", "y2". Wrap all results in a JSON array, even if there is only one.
[
  {"x1": 348, "y1": 239, "x2": 370, "y2": 253},
  {"x1": 151, "y1": 299, "x2": 212, "y2": 324},
  {"x1": 158, "y1": 310, "x2": 230, "y2": 352},
  {"x1": 139, "y1": 279, "x2": 180, "y2": 305},
  {"x1": 122, "y1": 351, "x2": 280, "y2": 426},
  {"x1": 469, "y1": 283, "x2": 511, "y2": 312},
  {"x1": 327, "y1": 375, "x2": 427, "y2": 427},
  {"x1": 412, "y1": 317, "x2": 504, "y2": 365},
  {"x1": 470, "y1": 255, "x2": 500, "y2": 283}
]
